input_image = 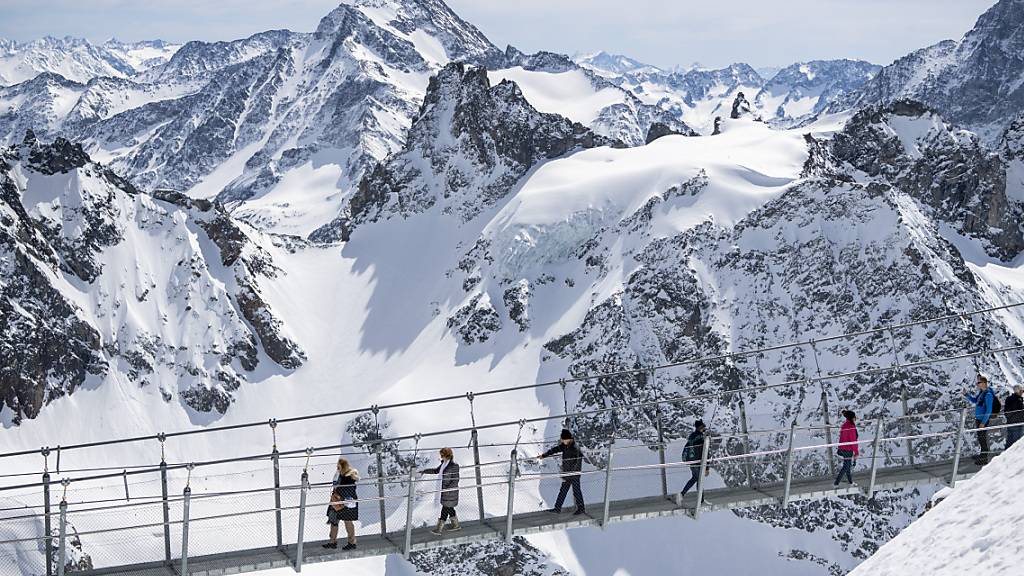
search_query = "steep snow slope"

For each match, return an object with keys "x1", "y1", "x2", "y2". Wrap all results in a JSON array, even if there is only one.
[
  {"x1": 849, "y1": 442, "x2": 1024, "y2": 575},
  {"x1": 487, "y1": 67, "x2": 624, "y2": 125}
]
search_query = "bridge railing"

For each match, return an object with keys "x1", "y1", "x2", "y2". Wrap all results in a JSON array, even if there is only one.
[{"x1": 7, "y1": 410, "x2": 1024, "y2": 575}]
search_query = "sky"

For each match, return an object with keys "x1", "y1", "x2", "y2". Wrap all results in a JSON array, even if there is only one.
[{"x1": 0, "y1": 0, "x2": 999, "y2": 69}]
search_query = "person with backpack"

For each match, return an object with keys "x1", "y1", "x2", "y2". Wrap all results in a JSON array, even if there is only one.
[
  {"x1": 323, "y1": 458, "x2": 359, "y2": 550},
  {"x1": 1005, "y1": 385, "x2": 1024, "y2": 449},
  {"x1": 679, "y1": 420, "x2": 708, "y2": 500},
  {"x1": 420, "y1": 447, "x2": 461, "y2": 536},
  {"x1": 964, "y1": 373, "x2": 998, "y2": 464},
  {"x1": 540, "y1": 429, "x2": 586, "y2": 515},
  {"x1": 833, "y1": 410, "x2": 859, "y2": 486}
]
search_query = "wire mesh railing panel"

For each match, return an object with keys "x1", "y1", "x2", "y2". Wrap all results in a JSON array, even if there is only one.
[
  {"x1": 0, "y1": 508, "x2": 47, "y2": 576},
  {"x1": 64, "y1": 503, "x2": 167, "y2": 569},
  {"x1": 185, "y1": 489, "x2": 279, "y2": 558}
]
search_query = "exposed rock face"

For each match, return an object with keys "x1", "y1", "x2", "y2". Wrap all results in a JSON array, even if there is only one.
[
  {"x1": 409, "y1": 537, "x2": 569, "y2": 576},
  {"x1": 836, "y1": 0, "x2": 1024, "y2": 139},
  {"x1": 644, "y1": 122, "x2": 686, "y2": 144},
  {"x1": 314, "y1": 62, "x2": 619, "y2": 242},
  {"x1": 0, "y1": 136, "x2": 303, "y2": 421},
  {"x1": 730, "y1": 91, "x2": 754, "y2": 119},
  {"x1": 830, "y1": 100, "x2": 1024, "y2": 260}
]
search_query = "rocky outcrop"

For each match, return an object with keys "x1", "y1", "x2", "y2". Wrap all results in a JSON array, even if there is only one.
[
  {"x1": 1, "y1": 136, "x2": 304, "y2": 421},
  {"x1": 314, "y1": 62, "x2": 619, "y2": 242},
  {"x1": 829, "y1": 101, "x2": 1024, "y2": 260}
]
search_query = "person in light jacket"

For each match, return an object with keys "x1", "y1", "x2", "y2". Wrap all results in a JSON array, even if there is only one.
[
  {"x1": 323, "y1": 458, "x2": 359, "y2": 551},
  {"x1": 420, "y1": 447, "x2": 461, "y2": 535},
  {"x1": 540, "y1": 429, "x2": 586, "y2": 515},
  {"x1": 833, "y1": 410, "x2": 859, "y2": 486}
]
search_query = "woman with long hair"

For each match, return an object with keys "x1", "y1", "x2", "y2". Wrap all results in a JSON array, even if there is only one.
[
  {"x1": 323, "y1": 458, "x2": 359, "y2": 550},
  {"x1": 420, "y1": 447, "x2": 461, "y2": 535}
]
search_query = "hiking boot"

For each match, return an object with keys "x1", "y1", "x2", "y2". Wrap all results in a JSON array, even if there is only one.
[
  {"x1": 546, "y1": 508, "x2": 562, "y2": 514},
  {"x1": 322, "y1": 542, "x2": 337, "y2": 549},
  {"x1": 431, "y1": 521, "x2": 445, "y2": 536},
  {"x1": 342, "y1": 543, "x2": 357, "y2": 551},
  {"x1": 446, "y1": 518, "x2": 461, "y2": 532},
  {"x1": 573, "y1": 509, "x2": 586, "y2": 516}
]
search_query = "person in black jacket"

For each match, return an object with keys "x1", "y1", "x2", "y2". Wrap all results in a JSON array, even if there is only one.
[
  {"x1": 679, "y1": 420, "x2": 707, "y2": 501},
  {"x1": 420, "y1": 447, "x2": 461, "y2": 535},
  {"x1": 1006, "y1": 385, "x2": 1024, "y2": 449},
  {"x1": 323, "y1": 458, "x2": 359, "y2": 550},
  {"x1": 541, "y1": 429, "x2": 586, "y2": 515}
]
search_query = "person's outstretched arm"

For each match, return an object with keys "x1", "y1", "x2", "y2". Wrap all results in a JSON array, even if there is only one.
[{"x1": 540, "y1": 445, "x2": 562, "y2": 459}]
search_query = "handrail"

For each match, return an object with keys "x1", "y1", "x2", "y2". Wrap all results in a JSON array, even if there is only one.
[
  {"x1": 2, "y1": 341, "x2": 1021, "y2": 493},
  {"x1": 2, "y1": 301, "x2": 1020, "y2": 461}
]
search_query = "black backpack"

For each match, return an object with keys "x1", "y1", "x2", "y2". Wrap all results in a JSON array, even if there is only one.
[{"x1": 990, "y1": 389, "x2": 1002, "y2": 415}]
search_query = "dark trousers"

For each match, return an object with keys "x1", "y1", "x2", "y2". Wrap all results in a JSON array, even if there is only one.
[
  {"x1": 976, "y1": 419, "x2": 989, "y2": 458},
  {"x1": 680, "y1": 465, "x2": 700, "y2": 497},
  {"x1": 439, "y1": 506, "x2": 456, "y2": 521},
  {"x1": 834, "y1": 455, "x2": 854, "y2": 485},
  {"x1": 1007, "y1": 424, "x2": 1022, "y2": 449},
  {"x1": 554, "y1": 476, "x2": 584, "y2": 511}
]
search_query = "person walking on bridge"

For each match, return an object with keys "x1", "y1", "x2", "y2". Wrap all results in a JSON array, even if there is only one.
[
  {"x1": 541, "y1": 429, "x2": 586, "y2": 515},
  {"x1": 965, "y1": 374, "x2": 997, "y2": 465},
  {"x1": 833, "y1": 410, "x2": 859, "y2": 486},
  {"x1": 323, "y1": 458, "x2": 359, "y2": 550},
  {"x1": 679, "y1": 420, "x2": 708, "y2": 501},
  {"x1": 1005, "y1": 385, "x2": 1024, "y2": 449},
  {"x1": 420, "y1": 447, "x2": 461, "y2": 535}
]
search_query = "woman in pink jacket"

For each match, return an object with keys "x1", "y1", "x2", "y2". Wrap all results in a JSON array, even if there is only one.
[{"x1": 833, "y1": 410, "x2": 859, "y2": 486}]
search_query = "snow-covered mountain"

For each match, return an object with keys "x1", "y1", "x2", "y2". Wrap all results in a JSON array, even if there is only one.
[
  {"x1": 576, "y1": 57, "x2": 879, "y2": 134},
  {"x1": 4, "y1": 1, "x2": 1024, "y2": 575},
  {"x1": 837, "y1": 0, "x2": 1024, "y2": 141},
  {"x1": 0, "y1": 131, "x2": 303, "y2": 423},
  {"x1": 755, "y1": 59, "x2": 880, "y2": 128},
  {"x1": 574, "y1": 50, "x2": 662, "y2": 78},
  {"x1": 0, "y1": 36, "x2": 180, "y2": 86},
  {"x1": 0, "y1": 1, "x2": 692, "y2": 237}
]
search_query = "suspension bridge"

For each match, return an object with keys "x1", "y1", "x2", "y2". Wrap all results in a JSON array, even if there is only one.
[{"x1": 1, "y1": 303, "x2": 1022, "y2": 576}]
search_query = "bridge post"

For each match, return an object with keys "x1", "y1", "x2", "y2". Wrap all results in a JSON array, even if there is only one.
[
  {"x1": 57, "y1": 498, "x2": 66, "y2": 576},
  {"x1": 375, "y1": 447, "x2": 388, "y2": 537},
  {"x1": 42, "y1": 467, "x2": 52, "y2": 576},
  {"x1": 782, "y1": 422, "x2": 796, "y2": 507},
  {"x1": 181, "y1": 485, "x2": 191, "y2": 576},
  {"x1": 295, "y1": 471, "x2": 308, "y2": 572},
  {"x1": 652, "y1": 369, "x2": 669, "y2": 498},
  {"x1": 471, "y1": 429, "x2": 486, "y2": 522},
  {"x1": 272, "y1": 448, "x2": 284, "y2": 549},
  {"x1": 901, "y1": 385, "x2": 915, "y2": 467},
  {"x1": 950, "y1": 407, "x2": 969, "y2": 487},
  {"x1": 601, "y1": 441, "x2": 615, "y2": 528},
  {"x1": 867, "y1": 417, "x2": 883, "y2": 498},
  {"x1": 820, "y1": 387, "x2": 836, "y2": 478},
  {"x1": 694, "y1": 434, "x2": 711, "y2": 519},
  {"x1": 403, "y1": 466, "x2": 416, "y2": 558},
  {"x1": 504, "y1": 449, "x2": 518, "y2": 542},
  {"x1": 160, "y1": 459, "x2": 172, "y2": 562},
  {"x1": 738, "y1": 396, "x2": 753, "y2": 488}
]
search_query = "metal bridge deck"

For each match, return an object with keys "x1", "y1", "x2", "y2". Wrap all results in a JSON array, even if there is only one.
[{"x1": 78, "y1": 457, "x2": 982, "y2": 576}]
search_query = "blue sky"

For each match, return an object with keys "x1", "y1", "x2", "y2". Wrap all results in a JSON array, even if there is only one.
[{"x1": 0, "y1": 0, "x2": 999, "y2": 68}]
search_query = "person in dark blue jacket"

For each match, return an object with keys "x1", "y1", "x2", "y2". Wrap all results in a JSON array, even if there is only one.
[
  {"x1": 965, "y1": 374, "x2": 995, "y2": 464},
  {"x1": 679, "y1": 420, "x2": 708, "y2": 500}
]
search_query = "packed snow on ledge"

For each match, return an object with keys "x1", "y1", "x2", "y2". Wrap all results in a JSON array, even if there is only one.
[{"x1": 849, "y1": 441, "x2": 1024, "y2": 575}]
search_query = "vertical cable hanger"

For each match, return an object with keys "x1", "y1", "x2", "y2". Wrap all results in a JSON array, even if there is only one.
[{"x1": 269, "y1": 419, "x2": 278, "y2": 452}]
